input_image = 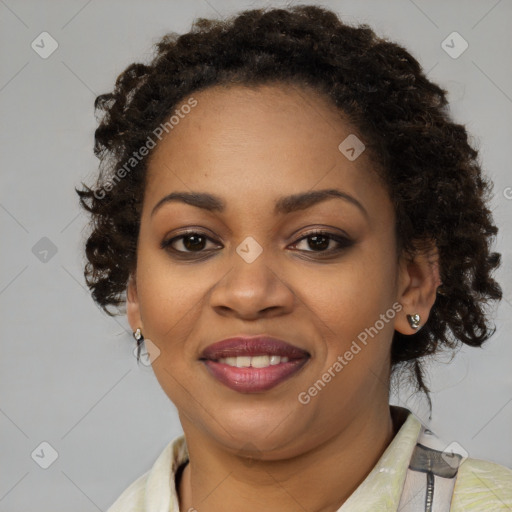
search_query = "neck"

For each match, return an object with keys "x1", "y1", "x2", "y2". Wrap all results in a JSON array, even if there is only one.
[{"x1": 178, "y1": 404, "x2": 400, "y2": 512}]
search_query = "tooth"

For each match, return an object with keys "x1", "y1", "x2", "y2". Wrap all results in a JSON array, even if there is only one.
[
  {"x1": 236, "y1": 356, "x2": 251, "y2": 368},
  {"x1": 216, "y1": 355, "x2": 292, "y2": 367},
  {"x1": 251, "y1": 355, "x2": 270, "y2": 368}
]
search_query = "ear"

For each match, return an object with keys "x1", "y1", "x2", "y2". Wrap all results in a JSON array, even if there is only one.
[
  {"x1": 395, "y1": 240, "x2": 442, "y2": 335},
  {"x1": 126, "y1": 273, "x2": 143, "y2": 334}
]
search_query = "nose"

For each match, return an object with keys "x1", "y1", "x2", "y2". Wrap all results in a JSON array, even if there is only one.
[{"x1": 208, "y1": 251, "x2": 296, "y2": 319}]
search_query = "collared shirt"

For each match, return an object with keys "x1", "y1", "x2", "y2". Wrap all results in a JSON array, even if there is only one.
[{"x1": 107, "y1": 409, "x2": 512, "y2": 511}]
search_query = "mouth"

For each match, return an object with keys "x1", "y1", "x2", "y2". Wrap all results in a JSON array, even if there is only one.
[{"x1": 199, "y1": 336, "x2": 311, "y2": 393}]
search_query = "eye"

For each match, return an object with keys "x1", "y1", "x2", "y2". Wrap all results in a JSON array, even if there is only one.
[
  {"x1": 161, "y1": 228, "x2": 354, "y2": 258},
  {"x1": 161, "y1": 231, "x2": 220, "y2": 254},
  {"x1": 290, "y1": 229, "x2": 353, "y2": 254}
]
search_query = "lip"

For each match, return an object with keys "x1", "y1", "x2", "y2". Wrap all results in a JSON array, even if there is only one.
[
  {"x1": 200, "y1": 336, "x2": 310, "y2": 360},
  {"x1": 200, "y1": 336, "x2": 310, "y2": 393}
]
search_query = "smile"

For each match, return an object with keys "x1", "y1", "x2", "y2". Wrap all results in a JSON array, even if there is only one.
[
  {"x1": 217, "y1": 354, "x2": 289, "y2": 367},
  {"x1": 199, "y1": 335, "x2": 310, "y2": 392}
]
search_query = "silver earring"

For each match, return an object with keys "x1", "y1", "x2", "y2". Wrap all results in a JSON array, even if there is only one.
[
  {"x1": 407, "y1": 314, "x2": 421, "y2": 330},
  {"x1": 133, "y1": 328, "x2": 144, "y2": 342}
]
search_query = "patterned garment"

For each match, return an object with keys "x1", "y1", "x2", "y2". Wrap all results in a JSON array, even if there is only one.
[
  {"x1": 398, "y1": 425, "x2": 469, "y2": 511},
  {"x1": 107, "y1": 408, "x2": 512, "y2": 511}
]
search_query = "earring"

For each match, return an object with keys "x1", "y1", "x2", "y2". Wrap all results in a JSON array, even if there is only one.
[
  {"x1": 407, "y1": 314, "x2": 421, "y2": 330},
  {"x1": 133, "y1": 328, "x2": 144, "y2": 342}
]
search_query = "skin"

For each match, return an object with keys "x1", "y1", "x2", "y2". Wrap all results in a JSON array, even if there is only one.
[{"x1": 126, "y1": 83, "x2": 440, "y2": 512}]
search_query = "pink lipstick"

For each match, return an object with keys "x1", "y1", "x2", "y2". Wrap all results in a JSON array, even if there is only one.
[{"x1": 200, "y1": 336, "x2": 310, "y2": 393}]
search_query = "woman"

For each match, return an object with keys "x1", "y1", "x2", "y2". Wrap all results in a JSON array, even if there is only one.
[{"x1": 76, "y1": 5, "x2": 511, "y2": 511}]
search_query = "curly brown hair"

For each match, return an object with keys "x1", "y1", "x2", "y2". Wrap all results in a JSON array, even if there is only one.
[{"x1": 76, "y1": 5, "x2": 502, "y2": 404}]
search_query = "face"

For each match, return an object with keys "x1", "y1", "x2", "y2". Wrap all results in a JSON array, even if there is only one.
[{"x1": 127, "y1": 83, "x2": 421, "y2": 459}]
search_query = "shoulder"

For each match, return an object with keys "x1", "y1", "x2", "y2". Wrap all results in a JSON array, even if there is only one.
[
  {"x1": 106, "y1": 471, "x2": 149, "y2": 512},
  {"x1": 451, "y1": 457, "x2": 512, "y2": 511},
  {"x1": 105, "y1": 434, "x2": 188, "y2": 512}
]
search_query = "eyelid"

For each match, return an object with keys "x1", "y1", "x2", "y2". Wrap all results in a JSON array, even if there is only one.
[{"x1": 292, "y1": 227, "x2": 352, "y2": 243}]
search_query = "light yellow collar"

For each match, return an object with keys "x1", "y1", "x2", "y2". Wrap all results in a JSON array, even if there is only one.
[
  {"x1": 156, "y1": 409, "x2": 421, "y2": 511},
  {"x1": 107, "y1": 409, "x2": 512, "y2": 511}
]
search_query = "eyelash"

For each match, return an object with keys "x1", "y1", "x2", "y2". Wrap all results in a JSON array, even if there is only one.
[{"x1": 160, "y1": 229, "x2": 354, "y2": 258}]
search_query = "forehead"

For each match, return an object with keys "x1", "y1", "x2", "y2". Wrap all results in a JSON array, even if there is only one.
[
  {"x1": 143, "y1": 83, "x2": 389, "y2": 220},
  {"x1": 148, "y1": 82, "x2": 352, "y2": 162}
]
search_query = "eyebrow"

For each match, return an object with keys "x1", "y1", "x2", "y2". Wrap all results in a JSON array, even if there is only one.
[{"x1": 150, "y1": 188, "x2": 368, "y2": 219}]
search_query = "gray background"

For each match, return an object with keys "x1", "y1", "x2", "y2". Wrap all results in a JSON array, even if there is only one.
[{"x1": 1, "y1": 0, "x2": 511, "y2": 510}]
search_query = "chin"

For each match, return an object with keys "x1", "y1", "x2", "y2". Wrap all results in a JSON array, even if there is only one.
[{"x1": 214, "y1": 407, "x2": 307, "y2": 453}]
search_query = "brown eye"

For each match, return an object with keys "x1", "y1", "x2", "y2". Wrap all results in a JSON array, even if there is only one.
[
  {"x1": 160, "y1": 229, "x2": 353, "y2": 259},
  {"x1": 304, "y1": 234, "x2": 330, "y2": 251},
  {"x1": 291, "y1": 230, "x2": 353, "y2": 254},
  {"x1": 161, "y1": 231, "x2": 219, "y2": 253}
]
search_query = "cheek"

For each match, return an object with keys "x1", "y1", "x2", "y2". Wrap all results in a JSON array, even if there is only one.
[
  {"x1": 300, "y1": 247, "x2": 398, "y2": 359},
  {"x1": 301, "y1": 249, "x2": 397, "y2": 319},
  {"x1": 136, "y1": 247, "x2": 207, "y2": 347}
]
